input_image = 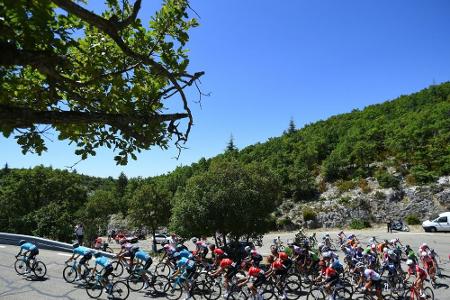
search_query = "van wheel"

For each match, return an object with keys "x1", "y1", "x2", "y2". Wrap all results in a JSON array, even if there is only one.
[{"x1": 430, "y1": 227, "x2": 437, "y2": 232}]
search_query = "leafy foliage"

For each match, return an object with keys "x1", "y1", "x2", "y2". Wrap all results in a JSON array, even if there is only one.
[
  {"x1": 349, "y1": 219, "x2": 371, "y2": 229},
  {"x1": 0, "y1": 0, "x2": 204, "y2": 164},
  {"x1": 405, "y1": 214, "x2": 421, "y2": 225},
  {"x1": 170, "y1": 158, "x2": 280, "y2": 240}
]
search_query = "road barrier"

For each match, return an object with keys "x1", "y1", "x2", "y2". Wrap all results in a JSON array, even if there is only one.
[{"x1": 0, "y1": 232, "x2": 114, "y2": 258}]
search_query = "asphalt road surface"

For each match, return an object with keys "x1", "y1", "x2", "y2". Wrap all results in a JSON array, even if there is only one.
[{"x1": 0, "y1": 229, "x2": 449, "y2": 300}]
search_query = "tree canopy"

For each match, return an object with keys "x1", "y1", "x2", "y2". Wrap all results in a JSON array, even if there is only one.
[
  {"x1": 170, "y1": 158, "x2": 280, "y2": 240},
  {"x1": 0, "y1": 0, "x2": 204, "y2": 164}
]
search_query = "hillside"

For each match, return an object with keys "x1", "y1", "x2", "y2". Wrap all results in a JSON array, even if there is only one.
[{"x1": 1, "y1": 83, "x2": 449, "y2": 240}]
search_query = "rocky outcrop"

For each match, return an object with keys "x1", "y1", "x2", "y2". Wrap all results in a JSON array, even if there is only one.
[{"x1": 279, "y1": 176, "x2": 450, "y2": 228}]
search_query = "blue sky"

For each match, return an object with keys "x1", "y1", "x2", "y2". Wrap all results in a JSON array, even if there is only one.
[{"x1": 2, "y1": 0, "x2": 450, "y2": 178}]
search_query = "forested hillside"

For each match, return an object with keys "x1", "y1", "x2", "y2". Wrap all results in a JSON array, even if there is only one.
[{"x1": 1, "y1": 83, "x2": 449, "y2": 241}]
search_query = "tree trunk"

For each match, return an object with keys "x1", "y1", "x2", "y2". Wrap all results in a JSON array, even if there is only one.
[
  {"x1": 213, "y1": 233, "x2": 218, "y2": 246},
  {"x1": 222, "y1": 232, "x2": 227, "y2": 248},
  {"x1": 152, "y1": 227, "x2": 157, "y2": 253}
]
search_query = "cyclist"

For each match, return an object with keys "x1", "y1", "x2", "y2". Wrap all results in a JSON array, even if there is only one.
[
  {"x1": 359, "y1": 267, "x2": 383, "y2": 300},
  {"x1": 65, "y1": 243, "x2": 93, "y2": 281},
  {"x1": 16, "y1": 240, "x2": 39, "y2": 276},
  {"x1": 209, "y1": 257, "x2": 237, "y2": 297},
  {"x1": 337, "y1": 230, "x2": 347, "y2": 246},
  {"x1": 316, "y1": 260, "x2": 340, "y2": 297},
  {"x1": 238, "y1": 262, "x2": 267, "y2": 300},
  {"x1": 92, "y1": 252, "x2": 114, "y2": 294},
  {"x1": 116, "y1": 241, "x2": 133, "y2": 272},
  {"x1": 420, "y1": 251, "x2": 436, "y2": 284},
  {"x1": 130, "y1": 246, "x2": 153, "y2": 289},
  {"x1": 172, "y1": 256, "x2": 197, "y2": 299},
  {"x1": 250, "y1": 249, "x2": 263, "y2": 267},
  {"x1": 404, "y1": 259, "x2": 427, "y2": 298}
]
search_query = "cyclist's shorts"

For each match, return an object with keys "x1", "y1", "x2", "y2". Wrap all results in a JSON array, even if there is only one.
[
  {"x1": 226, "y1": 267, "x2": 238, "y2": 280},
  {"x1": 103, "y1": 264, "x2": 114, "y2": 278},
  {"x1": 372, "y1": 279, "x2": 382, "y2": 290},
  {"x1": 325, "y1": 276, "x2": 339, "y2": 284},
  {"x1": 253, "y1": 274, "x2": 266, "y2": 288},
  {"x1": 30, "y1": 248, "x2": 39, "y2": 257},
  {"x1": 143, "y1": 258, "x2": 153, "y2": 270},
  {"x1": 80, "y1": 253, "x2": 92, "y2": 265}
]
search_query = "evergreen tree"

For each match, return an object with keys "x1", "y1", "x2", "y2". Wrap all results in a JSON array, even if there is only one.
[
  {"x1": 226, "y1": 134, "x2": 238, "y2": 153},
  {"x1": 286, "y1": 118, "x2": 296, "y2": 134}
]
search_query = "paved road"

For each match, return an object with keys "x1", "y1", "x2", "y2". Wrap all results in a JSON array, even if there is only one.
[{"x1": 0, "y1": 229, "x2": 449, "y2": 299}]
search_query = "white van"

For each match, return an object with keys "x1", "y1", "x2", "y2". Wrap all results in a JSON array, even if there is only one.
[{"x1": 422, "y1": 212, "x2": 450, "y2": 232}]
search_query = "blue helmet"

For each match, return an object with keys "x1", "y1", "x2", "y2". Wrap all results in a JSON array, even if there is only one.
[{"x1": 18, "y1": 240, "x2": 26, "y2": 246}]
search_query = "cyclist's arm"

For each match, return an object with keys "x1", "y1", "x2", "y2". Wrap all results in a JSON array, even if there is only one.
[{"x1": 65, "y1": 253, "x2": 78, "y2": 264}]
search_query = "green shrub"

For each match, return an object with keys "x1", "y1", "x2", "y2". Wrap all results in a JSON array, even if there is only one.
[
  {"x1": 405, "y1": 214, "x2": 421, "y2": 225},
  {"x1": 349, "y1": 218, "x2": 371, "y2": 229},
  {"x1": 303, "y1": 207, "x2": 317, "y2": 221},
  {"x1": 336, "y1": 180, "x2": 357, "y2": 192},
  {"x1": 375, "y1": 170, "x2": 400, "y2": 188},
  {"x1": 339, "y1": 196, "x2": 351, "y2": 205},
  {"x1": 374, "y1": 191, "x2": 386, "y2": 200},
  {"x1": 409, "y1": 165, "x2": 436, "y2": 185}
]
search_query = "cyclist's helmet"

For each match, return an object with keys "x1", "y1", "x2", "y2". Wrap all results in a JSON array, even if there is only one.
[
  {"x1": 131, "y1": 246, "x2": 139, "y2": 253},
  {"x1": 163, "y1": 244, "x2": 171, "y2": 249},
  {"x1": 388, "y1": 250, "x2": 394, "y2": 256},
  {"x1": 406, "y1": 259, "x2": 414, "y2": 266},
  {"x1": 220, "y1": 258, "x2": 233, "y2": 268},
  {"x1": 383, "y1": 247, "x2": 389, "y2": 253},
  {"x1": 214, "y1": 248, "x2": 225, "y2": 256},
  {"x1": 72, "y1": 243, "x2": 80, "y2": 249},
  {"x1": 322, "y1": 246, "x2": 330, "y2": 253},
  {"x1": 192, "y1": 237, "x2": 198, "y2": 243},
  {"x1": 94, "y1": 252, "x2": 101, "y2": 258},
  {"x1": 421, "y1": 251, "x2": 428, "y2": 257},
  {"x1": 322, "y1": 251, "x2": 331, "y2": 259},
  {"x1": 303, "y1": 239, "x2": 310, "y2": 247},
  {"x1": 173, "y1": 252, "x2": 180, "y2": 259},
  {"x1": 18, "y1": 240, "x2": 26, "y2": 246},
  {"x1": 244, "y1": 246, "x2": 252, "y2": 253},
  {"x1": 279, "y1": 252, "x2": 288, "y2": 261}
]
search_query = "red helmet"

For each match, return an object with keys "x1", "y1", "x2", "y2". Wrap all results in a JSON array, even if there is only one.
[
  {"x1": 220, "y1": 258, "x2": 233, "y2": 268},
  {"x1": 272, "y1": 261, "x2": 283, "y2": 269},
  {"x1": 279, "y1": 252, "x2": 288, "y2": 261},
  {"x1": 214, "y1": 248, "x2": 225, "y2": 256}
]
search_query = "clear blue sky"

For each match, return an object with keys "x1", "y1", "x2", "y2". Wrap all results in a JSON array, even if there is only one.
[{"x1": 2, "y1": 0, "x2": 450, "y2": 178}]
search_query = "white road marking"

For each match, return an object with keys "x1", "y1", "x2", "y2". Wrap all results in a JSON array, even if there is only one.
[
  {"x1": 0, "y1": 245, "x2": 6, "y2": 248},
  {"x1": 57, "y1": 253, "x2": 72, "y2": 257}
]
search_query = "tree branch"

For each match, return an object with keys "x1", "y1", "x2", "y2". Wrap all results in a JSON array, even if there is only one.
[{"x1": 0, "y1": 104, "x2": 188, "y2": 129}]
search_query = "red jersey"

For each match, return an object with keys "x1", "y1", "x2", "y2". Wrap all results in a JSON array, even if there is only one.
[{"x1": 248, "y1": 267, "x2": 263, "y2": 277}]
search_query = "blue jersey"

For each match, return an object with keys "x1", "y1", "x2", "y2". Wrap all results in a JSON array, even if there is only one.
[
  {"x1": 95, "y1": 256, "x2": 111, "y2": 268},
  {"x1": 179, "y1": 249, "x2": 192, "y2": 259},
  {"x1": 74, "y1": 246, "x2": 90, "y2": 256},
  {"x1": 21, "y1": 242, "x2": 37, "y2": 251},
  {"x1": 136, "y1": 250, "x2": 150, "y2": 262},
  {"x1": 177, "y1": 257, "x2": 195, "y2": 270}
]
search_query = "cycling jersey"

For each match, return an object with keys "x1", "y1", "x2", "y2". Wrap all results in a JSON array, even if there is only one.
[
  {"x1": 248, "y1": 267, "x2": 264, "y2": 277},
  {"x1": 325, "y1": 267, "x2": 337, "y2": 278},
  {"x1": 309, "y1": 251, "x2": 319, "y2": 261},
  {"x1": 177, "y1": 257, "x2": 195, "y2": 270},
  {"x1": 95, "y1": 256, "x2": 111, "y2": 268},
  {"x1": 74, "y1": 246, "x2": 90, "y2": 256},
  {"x1": 415, "y1": 265, "x2": 427, "y2": 279},
  {"x1": 179, "y1": 249, "x2": 192, "y2": 259},
  {"x1": 21, "y1": 242, "x2": 37, "y2": 251},
  {"x1": 364, "y1": 269, "x2": 381, "y2": 281},
  {"x1": 136, "y1": 250, "x2": 151, "y2": 262}
]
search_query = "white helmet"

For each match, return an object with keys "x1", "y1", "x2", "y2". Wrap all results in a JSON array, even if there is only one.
[
  {"x1": 421, "y1": 251, "x2": 428, "y2": 257},
  {"x1": 406, "y1": 259, "x2": 414, "y2": 266},
  {"x1": 383, "y1": 247, "x2": 388, "y2": 253},
  {"x1": 323, "y1": 251, "x2": 331, "y2": 258}
]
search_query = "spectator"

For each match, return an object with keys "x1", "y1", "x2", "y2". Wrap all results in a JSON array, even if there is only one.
[
  {"x1": 74, "y1": 223, "x2": 84, "y2": 245},
  {"x1": 387, "y1": 219, "x2": 392, "y2": 233}
]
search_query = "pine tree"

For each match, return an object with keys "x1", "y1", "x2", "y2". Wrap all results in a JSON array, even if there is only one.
[
  {"x1": 287, "y1": 118, "x2": 296, "y2": 134},
  {"x1": 226, "y1": 134, "x2": 238, "y2": 152}
]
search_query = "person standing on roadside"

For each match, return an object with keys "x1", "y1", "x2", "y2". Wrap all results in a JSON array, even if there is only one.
[
  {"x1": 75, "y1": 223, "x2": 84, "y2": 245},
  {"x1": 387, "y1": 218, "x2": 392, "y2": 233}
]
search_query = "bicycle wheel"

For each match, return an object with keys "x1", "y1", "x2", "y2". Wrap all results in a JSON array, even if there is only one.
[
  {"x1": 165, "y1": 280, "x2": 183, "y2": 300},
  {"x1": 14, "y1": 259, "x2": 27, "y2": 275},
  {"x1": 111, "y1": 280, "x2": 130, "y2": 300},
  {"x1": 33, "y1": 261, "x2": 47, "y2": 278},
  {"x1": 333, "y1": 287, "x2": 352, "y2": 300},
  {"x1": 306, "y1": 288, "x2": 325, "y2": 300},
  {"x1": 285, "y1": 280, "x2": 302, "y2": 300},
  {"x1": 202, "y1": 280, "x2": 222, "y2": 300},
  {"x1": 127, "y1": 273, "x2": 144, "y2": 291},
  {"x1": 85, "y1": 279, "x2": 103, "y2": 299},
  {"x1": 111, "y1": 261, "x2": 124, "y2": 277},
  {"x1": 63, "y1": 266, "x2": 77, "y2": 283},
  {"x1": 227, "y1": 290, "x2": 248, "y2": 300},
  {"x1": 152, "y1": 275, "x2": 170, "y2": 294},
  {"x1": 156, "y1": 262, "x2": 172, "y2": 276},
  {"x1": 423, "y1": 287, "x2": 434, "y2": 300}
]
